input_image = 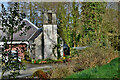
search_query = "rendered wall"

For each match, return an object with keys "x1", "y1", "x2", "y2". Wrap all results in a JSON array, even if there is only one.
[
  {"x1": 34, "y1": 33, "x2": 43, "y2": 60},
  {"x1": 43, "y1": 25, "x2": 57, "y2": 60}
]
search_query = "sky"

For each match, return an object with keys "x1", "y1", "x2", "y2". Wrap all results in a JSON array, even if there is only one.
[
  {"x1": 0, "y1": 0, "x2": 10, "y2": 2},
  {"x1": 0, "y1": 1, "x2": 9, "y2": 12}
]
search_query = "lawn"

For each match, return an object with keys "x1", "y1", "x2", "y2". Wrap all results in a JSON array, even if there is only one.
[{"x1": 66, "y1": 57, "x2": 119, "y2": 79}]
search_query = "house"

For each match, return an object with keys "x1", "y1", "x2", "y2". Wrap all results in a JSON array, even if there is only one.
[{"x1": 0, "y1": 10, "x2": 63, "y2": 60}]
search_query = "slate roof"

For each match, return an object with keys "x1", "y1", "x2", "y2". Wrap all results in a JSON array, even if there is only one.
[
  {"x1": 29, "y1": 27, "x2": 42, "y2": 40},
  {"x1": 13, "y1": 19, "x2": 40, "y2": 41},
  {"x1": 0, "y1": 19, "x2": 42, "y2": 41}
]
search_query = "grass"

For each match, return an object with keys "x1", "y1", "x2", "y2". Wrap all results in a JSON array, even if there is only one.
[{"x1": 66, "y1": 57, "x2": 119, "y2": 79}]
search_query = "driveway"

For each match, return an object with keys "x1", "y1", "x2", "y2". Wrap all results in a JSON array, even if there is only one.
[
  {"x1": 0, "y1": 62, "x2": 54, "y2": 79},
  {"x1": 0, "y1": 61, "x2": 69, "y2": 79}
]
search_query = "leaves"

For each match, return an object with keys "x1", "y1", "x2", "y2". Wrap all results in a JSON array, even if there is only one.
[
  {"x1": 80, "y1": 2, "x2": 107, "y2": 46},
  {"x1": 1, "y1": 3, "x2": 29, "y2": 78}
]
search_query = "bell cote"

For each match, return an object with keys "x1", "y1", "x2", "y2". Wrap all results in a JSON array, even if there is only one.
[{"x1": 43, "y1": 10, "x2": 56, "y2": 25}]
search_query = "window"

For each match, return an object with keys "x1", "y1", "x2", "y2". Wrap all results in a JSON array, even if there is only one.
[{"x1": 48, "y1": 13, "x2": 52, "y2": 24}]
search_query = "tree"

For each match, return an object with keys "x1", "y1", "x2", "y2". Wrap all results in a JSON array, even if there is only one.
[
  {"x1": 71, "y1": 2, "x2": 80, "y2": 47},
  {"x1": 101, "y1": 2, "x2": 120, "y2": 50},
  {"x1": 1, "y1": 3, "x2": 29, "y2": 78},
  {"x1": 80, "y1": 2, "x2": 107, "y2": 46},
  {"x1": 57, "y1": 3, "x2": 73, "y2": 47}
]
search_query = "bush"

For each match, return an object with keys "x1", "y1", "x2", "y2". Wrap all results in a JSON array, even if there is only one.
[
  {"x1": 70, "y1": 48, "x2": 78, "y2": 57},
  {"x1": 24, "y1": 51, "x2": 31, "y2": 61},
  {"x1": 49, "y1": 65, "x2": 74, "y2": 78},
  {"x1": 66, "y1": 58, "x2": 119, "y2": 78},
  {"x1": 32, "y1": 70, "x2": 48, "y2": 79},
  {"x1": 71, "y1": 45, "x2": 118, "y2": 72},
  {"x1": 49, "y1": 45, "x2": 118, "y2": 78}
]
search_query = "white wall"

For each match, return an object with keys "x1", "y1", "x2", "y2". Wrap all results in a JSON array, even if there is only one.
[
  {"x1": 43, "y1": 25, "x2": 57, "y2": 60},
  {"x1": 34, "y1": 33, "x2": 43, "y2": 60}
]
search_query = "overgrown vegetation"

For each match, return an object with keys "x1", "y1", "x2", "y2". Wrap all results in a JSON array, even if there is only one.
[
  {"x1": 66, "y1": 57, "x2": 119, "y2": 78},
  {"x1": 24, "y1": 51, "x2": 31, "y2": 61},
  {"x1": 48, "y1": 2, "x2": 119, "y2": 78},
  {"x1": 49, "y1": 45, "x2": 118, "y2": 78},
  {"x1": 32, "y1": 70, "x2": 49, "y2": 79},
  {"x1": 80, "y1": 2, "x2": 107, "y2": 46}
]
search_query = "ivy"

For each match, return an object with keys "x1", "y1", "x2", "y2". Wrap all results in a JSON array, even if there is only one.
[{"x1": 80, "y1": 2, "x2": 107, "y2": 46}]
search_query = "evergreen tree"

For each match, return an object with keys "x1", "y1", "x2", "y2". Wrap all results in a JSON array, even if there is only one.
[{"x1": 1, "y1": 3, "x2": 29, "y2": 78}]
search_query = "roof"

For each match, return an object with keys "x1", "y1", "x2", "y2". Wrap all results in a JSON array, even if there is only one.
[
  {"x1": 13, "y1": 19, "x2": 39, "y2": 41},
  {"x1": 0, "y1": 19, "x2": 42, "y2": 41},
  {"x1": 29, "y1": 27, "x2": 43, "y2": 40},
  {"x1": 23, "y1": 19, "x2": 39, "y2": 29}
]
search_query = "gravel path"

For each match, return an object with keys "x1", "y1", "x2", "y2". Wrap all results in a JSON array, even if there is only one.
[
  {"x1": 0, "y1": 62, "x2": 68, "y2": 79},
  {"x1": 0, "y1": 63, "x2": 53, "y2": 78}
]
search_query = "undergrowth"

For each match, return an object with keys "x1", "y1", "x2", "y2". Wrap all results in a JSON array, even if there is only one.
[{"x1": 49, "y1": 45, "x2": 118, "y2": 78}]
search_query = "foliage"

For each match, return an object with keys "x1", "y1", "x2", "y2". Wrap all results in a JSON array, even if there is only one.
[
  {"x1": 57, "y1": 2, "x2": 81, "y2": 47},
  {"x1": 1, "y1": 3, "x2": 28, "y2": 40},
  {"x1": 80, "y1": 2, "x2": 107, "y2": 46},
  {"x1": 66, "y1": 57, "x2": 119, "y2": 78},
  {"x1": 32, "y1": 70, "x2": 48, "y2": 79},
  {"x1": 50, "y1": 45, "x2": 118, "y2": 78},
  {"x1": 49, "y1": 65, "x2": 74, "y2": 78},
  {"x1": 70, "y1": 48, "x2": 79, "y2": 57},
  {"x1": 59, "y1": 4, "x2": 72, "y2": 47},
  {"x1": 71, "y1": 1, "x2": 80, "y2": 47},
  {"x1": 102, "y1": 7, "x2": 120, "y2": 51},
  {"x1": 1, "y1": 3, "x2": 29, "y2": 78},
  {"x1": 71, "y1": 45, "x2": 118, "y2": 70},
  {"x1": 57, "y1": 36, "x2": 63, "y2": 59},
  {"x1": 24, "y1": 51, "x2": 31, "y2": 61},
  {"x1": 31, "y1": 59, "x2": 63, "y2": 64}
]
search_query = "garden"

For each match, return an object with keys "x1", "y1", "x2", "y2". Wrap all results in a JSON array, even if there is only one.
[
  {"x1": 22, "y1": 51, "x2": 71, "y2": 64},
  {"x1": 30, "y1": 45, "x2": 119, "y2": 79}
]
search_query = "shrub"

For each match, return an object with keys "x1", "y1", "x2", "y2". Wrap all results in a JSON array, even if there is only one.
[
  {"x1": 71, "y1": 45, "x2": 118, "y2": 72},
  {"x1": 32, "y1": 70, "x2": 48, "y2": 79},
  {"x1": 66, "y1": 58, "x2": 119, "y2": 78},
  {"x1": 49, "y1": 45, "x2": 118, "y2": 78},
  {"x1": 24, "y1": 51, "x2": 31, "y2": 61},
  {"x1": 70, "y1": 48, "x2": 78, "y2": 57},
  {"x1": 49, "y1": 64, "x2": 74, "y2": 78}
]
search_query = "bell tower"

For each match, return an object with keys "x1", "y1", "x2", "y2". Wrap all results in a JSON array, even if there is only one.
[{"x1": 43, "y1": 10, "x2": 57, "y2": 60}]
